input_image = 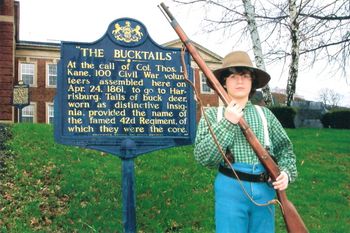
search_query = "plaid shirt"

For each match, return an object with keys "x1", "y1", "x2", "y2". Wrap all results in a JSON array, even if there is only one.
[{"x1": 194, "y1": 101, "x2": 297, "y2": 182}]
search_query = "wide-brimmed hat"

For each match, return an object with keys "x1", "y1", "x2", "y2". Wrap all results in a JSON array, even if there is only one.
[{"x1": 209, "y1": 51, "x2": 271, "y2": 89}]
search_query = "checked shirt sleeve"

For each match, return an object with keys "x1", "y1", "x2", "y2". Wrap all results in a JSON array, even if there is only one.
[
  {"x1": 194, "y1": 107, "x2": 239, "y2": 168},
  {"x1": 265, "y1": 109, "x2": 298, "y2": 183}
]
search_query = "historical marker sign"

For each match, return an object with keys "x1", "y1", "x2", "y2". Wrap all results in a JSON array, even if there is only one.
[
  {"x1": 12, "y1": 80, "x2": 29, "y2": 107},
  {"x1": 12, "y1": 80, "x2": 30, "y2": 123},
  {"x1": 54, "y1": 18, "x2": 195, "y2": 157}
]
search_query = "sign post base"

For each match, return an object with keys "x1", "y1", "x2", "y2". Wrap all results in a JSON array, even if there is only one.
[{"x1": 121, "y1": 139, "x2": 137, "y2": 233}]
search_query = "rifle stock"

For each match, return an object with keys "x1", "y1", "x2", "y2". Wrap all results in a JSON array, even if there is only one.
[{"x1": 159, "y1": 3, "x2": 308, "y2": 233}]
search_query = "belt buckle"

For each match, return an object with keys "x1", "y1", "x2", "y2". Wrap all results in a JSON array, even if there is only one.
[{"x1": 259, "y1": 172, "x2": 269, "y2": 182}]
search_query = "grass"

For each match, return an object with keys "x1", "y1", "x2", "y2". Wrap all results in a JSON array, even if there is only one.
[{"x1": 0, "y1": 124, "x2": 349, "y2": 232}]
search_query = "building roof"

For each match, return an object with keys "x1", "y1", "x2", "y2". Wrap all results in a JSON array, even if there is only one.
[
  {"x1": 162, "y1": 39, "x2": 223, "y2": 64},
  {"x1": 16, "y1": 40, "x2": 61, "y2": 51}
]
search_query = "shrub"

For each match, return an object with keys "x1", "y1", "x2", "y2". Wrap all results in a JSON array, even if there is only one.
[
  {"x1": 268, "y1": 106, "x2": 297, "y2": 128},
  {"x1": 0, "y1": 124, "x2": 12, "y2": 150},
  {"x1": 321, "y1": 110, "x2": 350, "y2": 129},
  {"x1": 0, "y1": 123, "x2": 13, "y2": 173},
  {"x1": 320, "y1": 112, "x2": 331, "y2": 128}
]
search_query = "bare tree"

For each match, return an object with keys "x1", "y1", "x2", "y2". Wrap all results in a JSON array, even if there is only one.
[
  {"x1": 286, "y1": 0, "x2": 300, "y2": 106},
  {"x1": 242, "y1": 0, "x2": 274, "y2": 105},
  {"x1": 319, "y1": 88, "x2": 342, "y2": 110},
  {"x1": 172, "y1": 0, "x2": 274, "y2": 105},
  {"x1": 277, "y1": 0, "x2": 349, "y2": 105},
  {"x1": 172, "y1": 0, "x2": 350, "y2": 106}
]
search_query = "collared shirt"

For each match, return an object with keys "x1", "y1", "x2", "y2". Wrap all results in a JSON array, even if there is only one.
[{"x1": 194, "y1": 101, "x2": 297, "y2": 182}]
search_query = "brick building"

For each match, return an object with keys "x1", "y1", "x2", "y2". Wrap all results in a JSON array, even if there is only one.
[{"x1": 0, "y1": 0, "x2": 222, "y2": 124}]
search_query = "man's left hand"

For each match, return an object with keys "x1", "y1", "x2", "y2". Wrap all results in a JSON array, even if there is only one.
[{"x1": 272, "y1": 171, "x2": 289, "y2": 191}]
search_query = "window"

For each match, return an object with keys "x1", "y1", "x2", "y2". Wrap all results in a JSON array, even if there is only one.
[
  {"x1": 21, "y1": 103, "x2": 36, "y2": 123},
  {"x1": 200, "y1": 72, "x2": 214, "y2": 94},
  {"x1": 47, "y1": 103, "x2": 54, "y2": 124},
  {"x1": 47, "y1": 63, "x2": 57, "y2": 87},
  {"x1": 20, "y1": 63, "x2": 35, "y2": 86}
]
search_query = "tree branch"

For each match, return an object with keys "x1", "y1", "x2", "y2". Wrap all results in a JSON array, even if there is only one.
[
  {"x1": 300, "y1": 13, "x2": 350, "y2": 20},
  {"x1": 300, "y1": 38, "x2": 350, "y2": 55}
]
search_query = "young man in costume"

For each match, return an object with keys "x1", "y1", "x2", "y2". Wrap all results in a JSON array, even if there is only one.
[{"x1": 194, "y1": 51, "x2": 297, "y2": 233}]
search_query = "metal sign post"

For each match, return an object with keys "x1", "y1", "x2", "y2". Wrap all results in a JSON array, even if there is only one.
[{"x1": 120, "y1": 139, "x2": 137, "y2": 232}]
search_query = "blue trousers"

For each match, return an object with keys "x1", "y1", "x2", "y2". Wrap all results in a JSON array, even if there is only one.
[{"x1": 215, "y1": 163, "x2": 275, "y2": 233}]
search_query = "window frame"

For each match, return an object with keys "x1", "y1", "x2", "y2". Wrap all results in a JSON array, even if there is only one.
[
  {"x1": 19, "y1": 61, "x2": 37, "y2": 87},
  {"x1": 199, "y1": 71, "x2": 214, "y2": 94},
  {"x1": 46, "y1": 62, "x2": 57, "y2": 88},
  {"x1": 21, "y1": 102, "x2": 37, "y2": 123},
  {"x1": 46, "y1": 102, "x2": 54, "y2": 124}
]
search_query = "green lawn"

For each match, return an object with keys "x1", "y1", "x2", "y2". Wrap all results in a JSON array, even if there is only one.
[{"x1": 0, "y1": 124, "x2": 349, "y2": 232}]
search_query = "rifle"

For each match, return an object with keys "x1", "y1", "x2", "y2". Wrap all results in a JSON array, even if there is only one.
[{"x1": 159, "y1": 3, "x2": 308, "y2": 233}]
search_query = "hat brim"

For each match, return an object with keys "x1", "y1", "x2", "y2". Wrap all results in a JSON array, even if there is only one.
[{"x1": 208, "y1": 66, "x2": 271, "y2": 89}]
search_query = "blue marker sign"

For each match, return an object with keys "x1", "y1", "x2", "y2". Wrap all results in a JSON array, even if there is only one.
[{"x1": 54, "y1": 18, "x2": 195, "y2": 157}]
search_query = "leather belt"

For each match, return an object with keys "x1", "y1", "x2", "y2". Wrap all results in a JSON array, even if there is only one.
[{"x1": 219, "y1": 164, "x2": 269, "y2": 183}]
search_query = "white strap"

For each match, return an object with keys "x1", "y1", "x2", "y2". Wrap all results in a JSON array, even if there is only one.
[
  {"x1": 255, "y1": 105, "x2": 270, "y2": 148},
  {"x1": 217, "y1": 106, "x2": 223, "y2": 122}
]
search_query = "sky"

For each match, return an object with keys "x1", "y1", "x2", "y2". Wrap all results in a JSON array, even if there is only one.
[{"x1": 17, "y1": 0, "x2": 350, "y2": 107}]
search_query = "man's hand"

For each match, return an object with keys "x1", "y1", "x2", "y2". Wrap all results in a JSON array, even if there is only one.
[
  {"x1": 224, "y1": 101, "x2": 243, "y2": 124},
  {"x1": 272, "y1": 171, "x2": 289, "y2": 191}
]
